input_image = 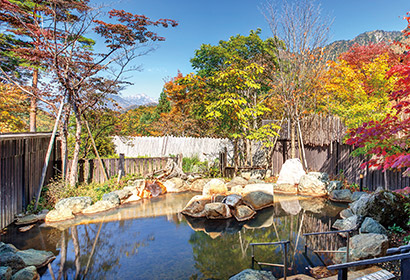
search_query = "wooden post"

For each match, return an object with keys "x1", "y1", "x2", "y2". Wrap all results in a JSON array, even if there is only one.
[
  {"x1": 34, "y1": 99, "x2": 64, "y2": 211},
  {"x1": 117, "y1": 153, "x2": 125, "y2": 183}
]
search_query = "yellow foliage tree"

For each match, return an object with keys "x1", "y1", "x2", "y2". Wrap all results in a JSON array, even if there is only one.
[{"x1": 0, "y1": 82, "x2": 28, "y2": 132}]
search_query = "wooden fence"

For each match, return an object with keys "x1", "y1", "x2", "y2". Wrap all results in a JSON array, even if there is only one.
[
  {"x1": 0, "y1": 133, "x2": 57, "y2": 230},
  {"x1": 263, "y1": 140, "x2": 408, "y2": 191},
  {"x1": 66, "y1": 156, "x2": 177, "y2": 184}
]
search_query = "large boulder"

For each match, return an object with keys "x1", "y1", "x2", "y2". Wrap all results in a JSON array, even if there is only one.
[
  {"x1": 232, "y1": 205, "x2": 256, "y2": 222},
  {"x1": 162, "y1": 178, "x2": 189, "y2": 193},
  {"x1": 0, "y1": 266, "x2": 12, "y2": 280},
  {"x1": 276, "y1": 158, "x2": 306, "y2": 185},
  {"x1": 102, "y1": 192, "x2": 121, "y2": 206},
  {"x1": 298, "y1": 172, "x2": 329, "y2": 196},
  {"x1": 82, "y1": 200, "x2": 118, "y2": 214},
  {"x1": 329, "y1": 189, "x2": 352, "y2": 203},
  {"x1": 351, "y1": 191, "x2": 367, "y2": 202},
  {"x1": 45, "y1": 208, "x2": 74, "y2": 223},
  {"x1": 112, "y1": 188, "x2": 132, "y2": 202},
  {"x1": 359, "y1": 217, "x2": 388, "y2": 235},
  {"x1": 0, "y1": 243, "x2": 18, "y2": 254},
  {"x1": 242, "y1": 191, "x2": 273, "y2": 210},
  {"x1": 55, "y1": 197, "x2": 92, "y2": 214},
  {"x1": 226, "y1": 177, "x2": 248, "y2": 188},
  {"x1": 327, "y1": 181, "x2": 342, "y2": 193},
  {"x1": 242, "y1": 184, "x2": 274, "y2": 196},
  {"x1": 339, "y1": 208, "x2": 354, "y2": 219},
  {"x1": 11, "y1": 265, "x2": 39, "y2": 280},
  {"x1": 190, "y1": 178, "x2": 212, "y2": 192},
  {"x1": 350, "y1": 191, "x2": 410, "y2": 227},
  {"x1": 0, "y1": 253, "x2": 25, "y2": 274},
  {"x1": 14, "y1": 215, "x2": 38, "y2": 226},
  {"x1": 229, "y1": 269, "x2": 276, "y2": 280},
  {"x1": 349, "y1": 233, "x2": 389, "y2": 261},
  {"x1": 16, "y1": 249, "x2": 55, "y2": 268},
  {"x1": 204, "y1": 203, "x2": 232, "y2": 219},
  {"x1": 202, "y1": 179, "x2": 228, "y2": 196},
  {"x1": 332, "y1": 215, "x2": 361, "y2": 233},
  {"x1": 223, "y1": 194, "x2": 242, "y2": 208},
  {"x1": 122, "y1": 194, "x2": 142, "y2": 204},
  {"x1": 181, "y1": 195, "x2": 212, "y2": 218}
]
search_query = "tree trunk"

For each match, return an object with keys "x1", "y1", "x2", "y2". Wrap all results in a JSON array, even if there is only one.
[
  {"x1": 60, "y1": 105, "x2": 70, "y2": 181},
  {"x1": 233, "y1": 139, "x2": 239, "y2": 175},
  {"x1": 69, "y1": 102, "x2": 82, "y2": 186},
  {"x1": 29, "y1": 69, "x2": 38, "y2": 132},
  {"x1": 290, "y1": 119, "x2": 296, "y2": 158}
]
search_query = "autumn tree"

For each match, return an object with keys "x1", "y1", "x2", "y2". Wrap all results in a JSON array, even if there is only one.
[
  {"x1": 325, "y1": 43, "x2": 400, "y2": 128},
  {"x1": 346, "y1": 14, "x2": 410, "y2": 178},
  {"x1": 263, "y1": 0, "x2": 332, "y2": 158}
]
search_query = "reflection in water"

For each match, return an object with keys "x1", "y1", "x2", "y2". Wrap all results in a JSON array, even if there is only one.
[{"x1": 1, "y1": 192, "x2": 346, "y2": 279}]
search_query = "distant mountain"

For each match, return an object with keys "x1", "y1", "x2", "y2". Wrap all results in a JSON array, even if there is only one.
[
  {"x1": 107, "y1": 94, "x2": 157, "y2": 111},
  {"x1": 326, "y1": 30, "x2": 404, "y2": 58}
]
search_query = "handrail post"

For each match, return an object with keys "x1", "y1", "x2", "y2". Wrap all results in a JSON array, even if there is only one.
[
  {"x1": 346, "y1": 233, "x2": 350, "y2": 263},
  {"x1": 251, "y1": 244, "x2": 255, "y2": 269},
  {"x1": 283, "y1": 242, "x2": 288, "y2": 280},
  {"x1": 402, "y1": 257, "x2": 410, "y2": 280},
  {"x1": 338, "y1": 268, "x2": 347, "y2": 280}
]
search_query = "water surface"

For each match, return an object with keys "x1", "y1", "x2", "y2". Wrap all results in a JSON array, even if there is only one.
[{"x1": 2, "y1": 192, "x2": 347, "y2": 279}]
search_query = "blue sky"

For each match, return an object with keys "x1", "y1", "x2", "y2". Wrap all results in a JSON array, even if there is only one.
[{"x1": 98, "y1": 0, "x2": 410, "y2": 100}]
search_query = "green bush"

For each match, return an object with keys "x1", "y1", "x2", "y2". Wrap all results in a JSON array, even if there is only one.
[{"x1": 182, "y1": 155, "x2": 208, "y2": 174}]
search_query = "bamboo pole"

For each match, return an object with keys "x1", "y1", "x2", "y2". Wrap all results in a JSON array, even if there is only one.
[
  {"x1": 297, "y1": 119, "x2": 308, "y2": 170},
  {"x1": 34, "y1": 98, "x2": 65, "y2": 211},
  {"x1": 83, "y1": 115, "x2": 109, "y2": 182}
]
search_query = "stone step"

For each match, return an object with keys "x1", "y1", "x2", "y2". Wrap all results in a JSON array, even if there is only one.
[{"x1": 353, "y1": 269, "x2": 395, "y2": 280}]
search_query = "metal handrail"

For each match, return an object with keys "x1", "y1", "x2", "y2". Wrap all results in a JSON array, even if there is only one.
[
  {"x1": 303, "y1": 229, "x2": 354, "y2": 263},
  {"x1": 250, "y1": 240, "x2": 290, "y2": 280},
  {"x1": 327, "y1": 252, "x2": 410, "y2": 280}
]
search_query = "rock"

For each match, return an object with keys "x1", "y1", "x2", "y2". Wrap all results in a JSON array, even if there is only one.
[
  {"x1": 349, "y1": 233, "x2": 389, "y2": 261},
  {"x1": 35, "y1": 210, "x2": 49, "y2": 221},
  {"x1": 0, "y1": 266, "x2": 12, "y2": 280},
  {"x1": 232, "y1": 205, "x2": 256, "y2": 222},
  {"x1": 204, "y1": 203, "x2": 232, "y2": 219},
  {"x1": 189, "y1": 178, "x2": 211, "y2": 192},
  {"x1": 242, "y1": 191, "x2": 273, "y2": 210},
  {"x1": 360, "y1": 217, "x2": 388, "y2": 235},
  {"x1": 226, "y1": 177, "x2": 248, "y2": 188},
  {"x1": 0, "y1": 243, "x2": 18, "y2": 254},
  {"x1": 229, "y1": 268, "x2": 276, "y2": 280},
  {"x1": 181, "y1": 195, "x2": 212, "y2": 218},
  {"x1": 162, "y1": 178, "x2": 189, "y2": 193},
  {"x1": 112, "y1": 188, "x2": 132, "y2": 202},
  {"x1": 10, "y1": 266, "x2": 39, "y2": 280},
  {"x1": 230, "y1": 185, "x2": 245, "y2": 194},
  {"x1": 329, "y1": 189, "x2": 352, "y2": 203},
  {"x1": 298, "y1": 172, "x2": 329, "y2": 196},
  {"x1": 123, "y1": 186, "x2": 138, "y2": 196},
  {"x1": 350, "y1": 191, "x2": 410, "y2": 227},
  {"x1": 247, "y1": 178, "x2": 265, "y2": 184},
  {"x1": 211, "y1": 194, "x2": 226, "y2": 203},
  {"x1": 16, "y1": 249, "x2": 54, "y2": 268},
  {"x1": 55, "y1": 197, "x2": 92, "y2": 214},
  {"x1": 250, "y1": 169, "x2": 266, "y2": 180},
  {"x1": 327, "y1": 181, "x2": 343, "y2": 193},
  {"x1": 265, "y1": 170, "x2": 272, "y2": 178},
  {"x1": 82, "y1": 200, "x2": 118, "y2": 214},
  {"x1": 15, "y1": 215, "x2": 38, "y2": 226},
  {"x1": 0, "y1": 253, "x2": 25, "y2": 274},
  {"x1": 351, "y1": 191, "x2": 367, "y2": 202},
  {"x1": 202, "y1": 179, "x2": 228, "y2": 196},
  {"x1": 145, "y1": 181, "x2": 166, "y2": 197},
  {"x1": 279, "y1": 199, "x2": 302, "y2": 215},
  {"x1": 122, "y1": 194, "x2": 142, "y2": 204},
  {"x1": 45, "y1": 208, "x2": 74, "y2": 223},
  {"x1": 332, "y1": 215, "x2": 361, "y2": 233},
  {"x1": 242, "y1": 184, "x2": 274, "y2": 196},
  {"x1": 332, "y1": 247, "x2": 348, "y2": 264},
  {"x1": 339, "y1": 208, "x2": 354, "y2": 219},
  {"x1": 275, "y1": 183, "x2": 298, "y2": 194},
  {"x1": 276, "y1": 158, "x2": 306, "y2": 185},
  {"x1": 18, "y1": 225, "x2": 35, "y2": 233},
  {"x1": 102, "y1": 192, "x2": 121, "y2": 206},
  {"x1": 223, "y1": 194, "x2": 242, "y2": 208},
  {"x1": 241, "y1": 172, "x2": 251, "y2": 180}
]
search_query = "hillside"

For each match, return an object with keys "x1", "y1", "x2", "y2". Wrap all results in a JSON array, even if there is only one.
[
  {"x1": 107, "y1": 94, "x2": 157, "y2": 111},
  {"x1": 326, "y1": 30, "x2": 404, "y2": 58}
]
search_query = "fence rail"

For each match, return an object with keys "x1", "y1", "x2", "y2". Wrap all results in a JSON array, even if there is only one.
[
  {"x1": 0, "y1": 133, "x2": 57, "y2": 230},
  {"x1": 65, "y1": 156, "x2": 175, "y2": 184}
]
